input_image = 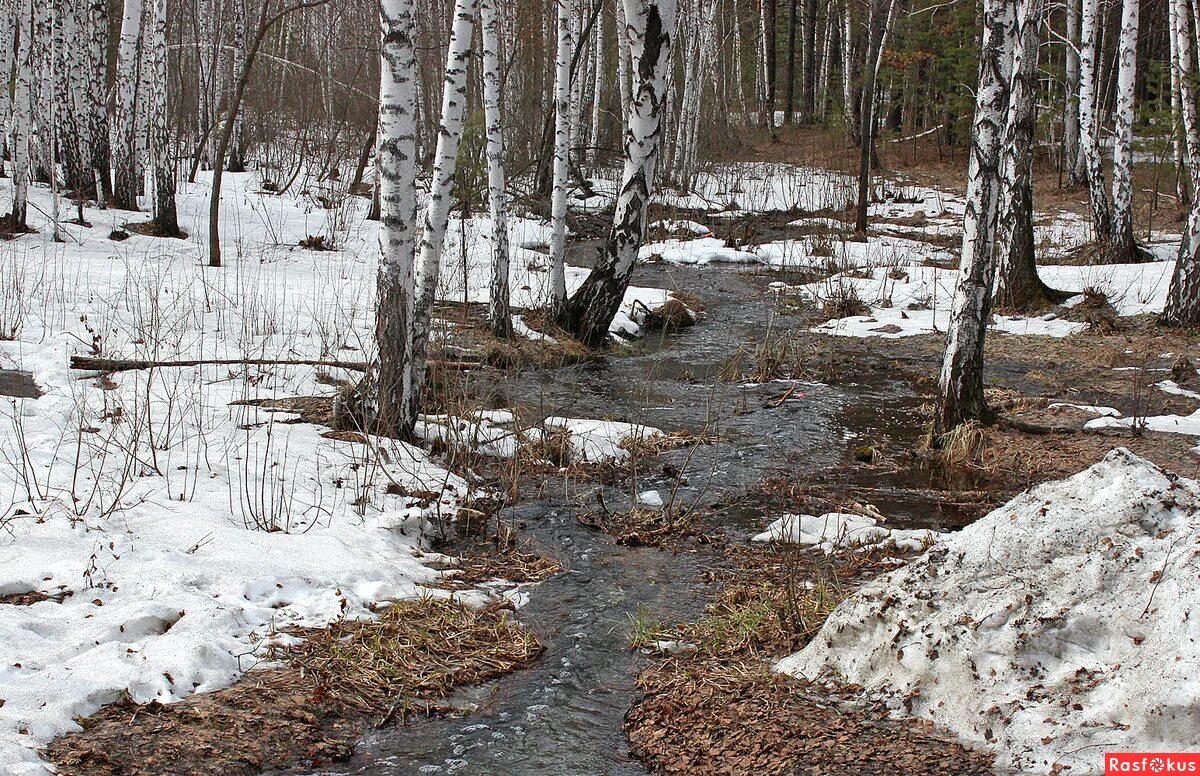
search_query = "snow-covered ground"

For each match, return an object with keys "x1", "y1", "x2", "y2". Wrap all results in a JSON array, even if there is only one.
[
  {"x1": 0, "y1": 174, "x2": 669, "y2": 773},
  {"x1": 777, "y1": 449, "x2": 1200, "y2": 774}
]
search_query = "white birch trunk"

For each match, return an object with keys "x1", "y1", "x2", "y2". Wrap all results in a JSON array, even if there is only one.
[
  {"x1": 934, "y1": 0, "x2": 1012, "y2": 434},
  {"x1": 1064, "y1": 0, "x2": 1083, "y2": 186},
  {"x1": 1109, "y1": 0, "x2": 1140, "y2": 262},
  {"x1": 1077, "y1": 0, "x2": 1111, "y2": 242},
  {"x1": 479, "y1": 0, "x2": 512, "y2": 338},
  {"x1": 841, "y1": 0, "x2": 859, "y2": 144},
  {"x1": 562, "y1": 0, "x2": 677, "y2": 346},
  {"x1": 7, "y1": 0, "x2": 33, "y2": 226},
  {"x1": 548, "y1": 0, "x2": 574, "y2": 313},
  {"x1": 1165, "y1": 0, "x2": 1200, "y2": 324},
  {"x1": 375, "y1": 0, "x2": 420, "y2": 435},
  {"x1": 112, "y1": 0, "x2": 144, "y2": 210},
  {"x1": 409, "y1": 0, "x2": 477, "y2": 407},
  {"x1": 145, "y1": 0, "x2": 178, "y2": 234},
  {"x1": 817, "y1": 3, "x2": 833, "y2": 120},
  {"x1": 995, "y1": 0, "x2": 1056, "y2": 311},
  {"x1": 589, "y1": 5, "x2": 605, "y2": 164},
  {"x1": 616, "y1": 0, "x2": 632, "y2": 122}
]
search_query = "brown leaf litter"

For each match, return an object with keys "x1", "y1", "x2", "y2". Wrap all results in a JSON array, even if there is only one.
[
  {"x1": 625, "y1": 544, "x2": 995, "y2": 775},
  {"x1": 47, "y1": 598, "x2": 541, "y2": 776}
]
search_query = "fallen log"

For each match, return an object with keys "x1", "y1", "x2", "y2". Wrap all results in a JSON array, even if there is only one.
[{"x1": 69, "y1": 356, "x2": 482, "y2": 374}]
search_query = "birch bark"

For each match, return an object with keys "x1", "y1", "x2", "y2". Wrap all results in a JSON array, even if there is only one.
[
  {"x1": 561, "y1": 0, "x2": 677, "y2": 346},
  {"x1": 934, "y1": 0, "x2": 1013, "y2": 435}
]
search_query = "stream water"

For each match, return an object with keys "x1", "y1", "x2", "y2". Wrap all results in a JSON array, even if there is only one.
[{"x1": 294, "y1": 263, "x2": 958, "y2": 776}]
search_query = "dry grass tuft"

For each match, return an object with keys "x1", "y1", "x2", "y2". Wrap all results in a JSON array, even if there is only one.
[{"x1": 48, "y1": 599, "x2": 541, "y2": 776}]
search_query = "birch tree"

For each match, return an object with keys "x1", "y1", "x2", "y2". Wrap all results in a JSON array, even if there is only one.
[
  {"x1": 87, "y1": 0, "x2": 111, "y2": 205},
  {"x1": 589, "y1": 5, "x2": 605, "y2": 164},
  {"x1": 934, "y1": 0, "x2": 1013, "y2": 437},
  {"x1": 1064, "y1": 0, "x2": 1083, "y2": 186},
  {"x1": 548, "y1": 0, "x2": 574, "y2": 316},
  {"x1": 1077, "y1": 0, "x2": 1112, "y2": 244},
  {"x1": 1163, "y1": 0, "x2": 1200, "y2": 326},
  {"x1": 994, "y1": 0, "x2": 1065, "y2": 311},
  {"x1": 0, "y1": 0, "x2": 11, "y2": 172},
  {"x1": 144, "y1": 0, "x2": 181, "y2": 235},
  {"x1": 408, "y1": 0, "x2": 477, "y2": 420},
  {"x1": 1107, "y1": 0, "x2": 1147, "y2": 264},
  {"x1": 374, "y1": 0, "x2": 419, "y2": 436},
  {"x1": 112, "y1": 0, "x2": 144, "y2": 211},
  {"x1": 480, "y1": 0, "x2": 512, "y2": 338},
  {"x1": 6, "y1": 0, "x2": 34, "y2": 229},
  {"x1": 561, "y1": 0, "x2": 678, "y2": 347}
]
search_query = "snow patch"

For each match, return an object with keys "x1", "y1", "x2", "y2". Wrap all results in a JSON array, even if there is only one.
[{"x1": 777, "y1": 449, "x2": 1200, "y2": 774}]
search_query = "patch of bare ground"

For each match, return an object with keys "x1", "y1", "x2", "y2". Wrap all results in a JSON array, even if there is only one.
[
  {"x1": 123, "y1": 221, "x2": 189, "y2": 239},
  {"x1": 47, "y1": 598, "x2": 542, "y2": 776},
  {"x1": 625, "y1": 545, "x2": 994, "y2": 775},
  {"x1": 0, "y1": 588, "x2": 72, "y2": 606}
]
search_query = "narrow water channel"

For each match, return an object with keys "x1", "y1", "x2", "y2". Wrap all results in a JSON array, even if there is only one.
[{"x1": 292, "y1": 262, "x2": 954, "y2": 776}]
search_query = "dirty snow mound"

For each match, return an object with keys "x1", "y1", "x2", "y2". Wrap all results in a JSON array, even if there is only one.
[{"x1": 776, "y1": 449, "x2": 1200, "y2": 774}]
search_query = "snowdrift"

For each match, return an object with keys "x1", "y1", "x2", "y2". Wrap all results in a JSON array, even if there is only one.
[{"x1": 777, "y1": 449, "x2": 1200, "y2": 774}]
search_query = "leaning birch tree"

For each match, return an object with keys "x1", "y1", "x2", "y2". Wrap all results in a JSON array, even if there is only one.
[
  {"x1": 374, "y1": 0, "x2": 420, "y2": 436},
  {"x1": 560, "y1": 0, "x2": 678, "y2": 347},
  {"x1": 933, "y1": 0, "x2": 1013, "y2": 437},
  {"x1": 548, "y1": 0, "x2": 575, "y2": 316},
  {"x1": 479, "y1": 0, "x2": 513, "y2": 338}
]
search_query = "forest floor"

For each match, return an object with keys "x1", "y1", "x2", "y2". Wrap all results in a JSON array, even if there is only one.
[{"x1": 3, "y1": 145, "x2": 1198, "y2": 775}]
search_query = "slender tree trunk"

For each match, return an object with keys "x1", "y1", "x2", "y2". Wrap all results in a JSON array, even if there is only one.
[
  {"x1": 145, "y1": 0, "x2": 179, "y2": 235},
  {"x1": 1164, "y1": 0, "x2": 1200, "y2": 325},
  {"x1": 112, "y1": 0, "x2": 144, "y2": 211},
  {"x1": 589, "y1": 2, "x2": 605, "y2": 163},
  {"x1": 934, "y1": 0, "x2": 1013, "y2": 437},
  {"x1": 408, "y1": 0, "x2": 478, "y2": 421},
  {"x1": 1077, "y1": 0, "x2": 1111, "y2": 244},
  {"x1": 1064, "y1": 0, "x2": 1084, "y2": 186},
  {"x1": 0, "y1": 0, "x2": 11, "y2": 174},
  {"x1": 374, "y1": 0, "x2": 420, "y2": 437},
  {"x1": 841, "y1": 0, "x2": 860, "y2": 145},
  {"x1": 785, "y1": 0, "x2": 797, "y2": 123},
  {"x1": 617, "y1": 0, "x2": 632, "y2": 122},
  {"x1": 208, "y1": 0, "x2": 330, "y2": 266},
  {"x1": 1107, "y1": 0, "x2": 1144, "y2": 263},
  {"x1": 548, "y1": 0, "x2": 574, "y2": 315},
  {"x1": 87, "y1": 0, "x2": 112, "y2": 205},
  {"x1": 765, "y1": 0, "x2": 777, "y2": 129},
  {"x1": 480, "y1": 0, "x2": 512, "y2": 338},
  {"x1": 854, "y1": 0, "x2": 891, "y2": 234},
  {"x1": 7, "y1": 0, "x2": 33, "y2": 227},
  {"x1": 802, "y1": 0, "x2": 817, "y2": 119},
  {"x1": 227, "y1": 0, "x2": 248, "y2": 172},
  {"x1": 561, "y1": 0, "x2": 677, "y2": 347},
  {"x1": 995, "y1": 0, "x2": 1065, "y2": 311}
]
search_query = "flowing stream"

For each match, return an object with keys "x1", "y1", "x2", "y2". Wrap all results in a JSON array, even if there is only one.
[{"x1": 294, "y1": 261, "x2": 960, "y2": 776}]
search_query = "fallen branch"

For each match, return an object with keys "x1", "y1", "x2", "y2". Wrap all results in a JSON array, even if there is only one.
[{"x1": 69, "y1": 355, "x2": 482, "y2": 374}]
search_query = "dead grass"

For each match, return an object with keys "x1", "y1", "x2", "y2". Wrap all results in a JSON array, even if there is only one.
[
  {"x1": 48, "y1": 598, "x2": 541, "y2": 776},
  {"x1": 624, "y1": 545, "x2": 993, "y2": 775}
]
